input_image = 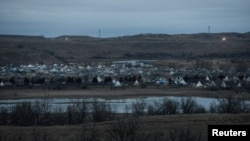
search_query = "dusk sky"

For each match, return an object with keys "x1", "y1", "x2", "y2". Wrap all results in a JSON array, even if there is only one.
[{"x1": 0, "y1": 0, "x2": 249, "y2": 37}]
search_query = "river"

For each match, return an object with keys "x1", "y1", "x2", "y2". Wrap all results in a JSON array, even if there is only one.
[{"x1": 0, "y1": 96, "x2": 221, "y2": 113}]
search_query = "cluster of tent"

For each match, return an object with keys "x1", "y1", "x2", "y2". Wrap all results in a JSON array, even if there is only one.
[{"x1": 0, "y1": 63, "x2": 250, "y2": 90}]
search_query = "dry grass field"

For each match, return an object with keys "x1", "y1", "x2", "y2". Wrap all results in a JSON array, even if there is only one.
[
  {"x1": 0, "y1": 32, "x2": 249, "y2": 66},
  {"x1": 0, "y1": 113, "x2": 250, "y2": 141}
]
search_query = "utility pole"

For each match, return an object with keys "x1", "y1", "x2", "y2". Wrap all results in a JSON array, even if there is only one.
[{"x1": 98, "y1": 29, "x2": 101, "y2": 38}]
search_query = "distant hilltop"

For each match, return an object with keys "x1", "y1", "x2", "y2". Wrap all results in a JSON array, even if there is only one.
[{"x1": 0, "y1": 32, "x2": 250, "y2": 65}]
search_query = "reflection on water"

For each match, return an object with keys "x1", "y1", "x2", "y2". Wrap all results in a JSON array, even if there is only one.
[{"x1": 0, "y1": 96, "x2": 219, "y2": 113}]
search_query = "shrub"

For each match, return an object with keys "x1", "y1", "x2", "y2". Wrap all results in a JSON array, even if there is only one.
[
  {"x1": 66, "y1": 100, "x2": 88, "y2": 124},
  {"x1": 10, "y1": 102, "x2": 36, "y2": 126},
  {"x1": 161, "y1": 98, "x2": 179, "y2": 115},
  {"x1": 91, "y1": 100, "x2": 115, "y2": 122},
  {"x1": 0, "y1": 107, "x2": 8, "y2": 125},
  {"x1": 131, "y1": 99, "x2": 147, "y2": 116},
  {"x1": 180, "y1": 97, "x2": 206, "y2": 114},
  {"x1": 147, "y1": 98, "x2": 179, "y2": 115},
  {"x1": 214, "y1": 95, "x2": 250, "y2": 113}
]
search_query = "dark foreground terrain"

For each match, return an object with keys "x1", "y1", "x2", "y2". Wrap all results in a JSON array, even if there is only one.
[{"x1": 0, "y1": 114, "x2": 250, "y2": 141}]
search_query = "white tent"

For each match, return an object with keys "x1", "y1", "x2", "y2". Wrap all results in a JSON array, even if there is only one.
[
  {"x1": 205, "y1": 76, "x2": 210, "y2": 81},
  {"x1": 156, "y1": 81, "x2": 160, "y2": 85},
  {"x1": 196, "y1": 81, "x2": 203, "y2": 87},
  {"x1": 86, "y1": 65, "x2": 92, "y2": 70},
  {"x1": 221, "y1": 81, "x2": 227, "y2": 88},
  {"x1": 97, "y1": 76, "x2": 102, "y2": 83},
  {"x1": 224, "y1": 76, "x2": 229, "y2": 81},
  {"x1": 0, "y1": 81, "x2": 4, "y2": 87},
  {"x1": 246, "y1": 77, "x2": 250, "y2": 82},
  {"x1": 115, "y1": 80, "x2": 121, "y2": 87},
  {"x1": 179, "y1": 78, "x2": 187, "y2": 85},
  {"x1": 112, "y1": 79, "x2": 116, "y2": 84},
  {"x1": 50, "y1": 68, "x2": 58, "y2": 73},
  {"x1": 237, "y1": 82, "x2": 241, "y2": 87},
  {"x1": 27, "y1": 64, "x2": 34, "y2": 68},
  {"x1": 169, "y1": 71, "x2": 175, "y2": 76},
  {"x1": 134, "y1": 80, "x2": 139, "y2": 86},
  {"x1": 97, "y1": 65, "x2": 102, "y2": 69}
]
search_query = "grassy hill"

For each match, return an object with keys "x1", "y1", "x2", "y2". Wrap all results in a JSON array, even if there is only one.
[{"x1": 0, "y1": 32, "x2": 250, "y2": 65}]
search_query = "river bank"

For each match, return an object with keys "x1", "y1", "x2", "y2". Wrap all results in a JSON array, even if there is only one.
[{"x1": 0, "y1": 87, "x2": 249, "y2": 100}]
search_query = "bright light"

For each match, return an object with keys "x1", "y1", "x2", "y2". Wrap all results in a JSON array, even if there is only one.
[{"x1": 222, "y1": 37, "x2": 226, "y2": 41}]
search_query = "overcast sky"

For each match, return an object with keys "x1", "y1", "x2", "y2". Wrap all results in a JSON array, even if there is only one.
[{"x1": 0, "y1": 0, "x2": 249, "y2": 37}]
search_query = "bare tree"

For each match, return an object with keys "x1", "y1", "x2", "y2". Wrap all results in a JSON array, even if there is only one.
[
  {"x1": 147, "y1": 98, "x2": 179, "y2": 115},
  {"x1": 107, "y1": 117, "x2": 141, "y2": 141},
  {"x1": 180, "y1": 97, "x2": 206, "y2": 114},
  {"x1": 52, "y1": 106, "x2": 67, "y2": 125},
  {"x1": 161, "y1": 98, "x2": 179, "y2": 115},
  {"x1": 91, "y1": 100, "x2": 115, "y2": 122},
  {"x1": 10, "y1": 102, "x2": 36, "y2": 126},
  {"x1": 0, "y1": 107, "x2": 8, "y2": 125},
  {"x1": 67, "y1": 99, "x2": 88, "y2": 124},
  {"x1": 131, "y1": 100, "x2": 147, "y2": 116},
  {"x1": 214, "y1": 95, "x2": 250, "y2": 113}
]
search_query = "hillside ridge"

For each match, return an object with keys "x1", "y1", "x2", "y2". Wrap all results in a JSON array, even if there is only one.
[{"x1": 0, "y1": 32, "x2": 249, "y2": 65}]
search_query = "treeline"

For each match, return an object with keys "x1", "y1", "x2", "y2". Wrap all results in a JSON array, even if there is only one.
[
  {"x1": 1, "y1": 95, "x2": 250, "y2": 126},
  {"x1": 131, "y1": 96, "x2": 250, "y2": 117},
  {"x1": 0, "y1": 100, "x2": 115, "y2": 126}
]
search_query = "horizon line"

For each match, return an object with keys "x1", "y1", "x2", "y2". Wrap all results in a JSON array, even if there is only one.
[{"x1": 0, "y1": 31, "x2": 249, "y2": 38}]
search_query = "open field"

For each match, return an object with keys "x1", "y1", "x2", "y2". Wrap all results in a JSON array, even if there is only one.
[{"x1": 0, "y1": 113, "x2": 250, "y2": 141}]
